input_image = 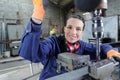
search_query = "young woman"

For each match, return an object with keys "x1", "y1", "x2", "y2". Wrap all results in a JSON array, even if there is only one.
[{"x1": 19, "y1": 0, "x2": 120, "y2": 80}]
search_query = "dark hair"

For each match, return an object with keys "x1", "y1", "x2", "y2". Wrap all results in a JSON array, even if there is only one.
[{"x1": 67, "y1": 15, "x2": 85, "y2": 30}]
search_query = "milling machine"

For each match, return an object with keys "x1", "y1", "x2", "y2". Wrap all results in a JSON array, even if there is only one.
[{"x1": 46, "y1": 0, "x2": 120, "y2": 80}]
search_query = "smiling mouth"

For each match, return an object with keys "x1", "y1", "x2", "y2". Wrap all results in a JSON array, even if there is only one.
[{"x1": 69, "y1": 36, "x2": 76, "y2": 40}]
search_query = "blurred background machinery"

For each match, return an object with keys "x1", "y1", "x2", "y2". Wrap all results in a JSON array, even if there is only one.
[{"x1": 0, "y1": 0, "x2": 120, "y2": 58}]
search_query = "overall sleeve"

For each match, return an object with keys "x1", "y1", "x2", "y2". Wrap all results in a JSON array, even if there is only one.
[
  {"x1": 83, "y1": 41, "x2": 113, "y2": 59},
  {"x1": 18, "y1": 19, "x2": 53, "y2": 63}
]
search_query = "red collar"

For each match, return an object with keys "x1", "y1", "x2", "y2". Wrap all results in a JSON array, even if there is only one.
[{"x1": 66, "y1": 42, "x2": 80, "y2": 53}]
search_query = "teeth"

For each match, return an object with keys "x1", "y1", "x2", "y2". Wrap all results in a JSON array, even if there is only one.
[{"x1": 69, "y1": 36, "x2": 76, "y2": 39}]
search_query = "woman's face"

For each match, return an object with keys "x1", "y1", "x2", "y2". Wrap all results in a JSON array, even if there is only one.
[{"x1": 64, "y1": 18, "x2": 84, "y2": 43}]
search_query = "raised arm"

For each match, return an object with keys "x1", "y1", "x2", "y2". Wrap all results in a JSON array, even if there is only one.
[{"x1": 18, "y1": 0, "x2": 49, "y2": 63}]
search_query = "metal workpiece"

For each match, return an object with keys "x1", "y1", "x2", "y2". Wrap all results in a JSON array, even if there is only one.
[
  {"x1": 89, "y1": 59, "x2": 119, "y2": 80},
  {"x1": 47, "y1": 52, "x2": 120, "y2": 80},
  {"x1": 57, "y1": 52, "x2": 90, "y2": 71},
  {"x1": 111, "y1": 64, "x2": 120, "y2": 80},
  {"x1": 46, "y1": 66, "x2": 89, "y2": 80}
]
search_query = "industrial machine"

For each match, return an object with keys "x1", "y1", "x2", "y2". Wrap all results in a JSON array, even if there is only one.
[
  {"x1": 46, "y1": 0, "x2": 120, "y2": 80},
  {"x1": 9, "y1": 41, "x2": 20, "y2": 56},
  {"x1": 46, "y1": 53, "x2": 119, "y2": 80},
  {"x1": 57, "y1": 52, "x2": 90, "y2": 72}
]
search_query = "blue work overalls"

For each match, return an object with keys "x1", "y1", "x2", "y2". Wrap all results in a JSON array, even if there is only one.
[{"x1": 19, "y1": 19, "x2": 113, "y2": 80}]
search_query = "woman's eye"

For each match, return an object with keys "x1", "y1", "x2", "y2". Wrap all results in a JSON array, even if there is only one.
[
  {"x1": 66, "y1": 25, "x2": 82, "y2": 31},
  {"x1": 76, "y1": 27, "x2": 81, "y2": 31},
  {"x1": 67, "y1": 26, "x2": 72, "y2": 29}
]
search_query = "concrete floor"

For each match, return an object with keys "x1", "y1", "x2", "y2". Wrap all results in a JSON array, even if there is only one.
[{"x1": 0, "y1": 57, "x2": 43, "y2": 80}]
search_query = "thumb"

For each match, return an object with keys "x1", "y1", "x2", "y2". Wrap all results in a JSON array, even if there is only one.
[{"x1": 43, "y1": 0, "x2": 49, "y2": 10}]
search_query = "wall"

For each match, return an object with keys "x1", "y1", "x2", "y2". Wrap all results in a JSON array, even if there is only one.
[
  {"x1": 82, "y1": 16, "x2": 118, "y2": 42},
  {"x1": 0, "y1": 0, "x2": 65, "y2": 38},
  {"x1": 0, "y1": 0, "x2": 64, "y2": 56},
  {"x1": 106, "y1": 0, "x2": 120, "y2": 16},
  {"x1": 42, "y1": 3, "x2": 65, "y2": 37},
  {"x1": 0, "y1": 0, "x2": 120, "y2": 37},
  {"x1": 0, "y1": 0, "x2": 33, "y2": 42},
  {"x1": 0, "y1": 0, "x2": 33, "y2": 25}
]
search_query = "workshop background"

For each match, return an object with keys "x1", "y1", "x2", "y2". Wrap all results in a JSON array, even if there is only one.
[{"x1": 0, "y1": 0, "x2": 120, "y2": 80}]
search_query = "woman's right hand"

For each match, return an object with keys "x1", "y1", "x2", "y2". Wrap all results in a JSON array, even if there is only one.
[{"x1": 32, "y1": 0, "x2": 48, "y2": 21}]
